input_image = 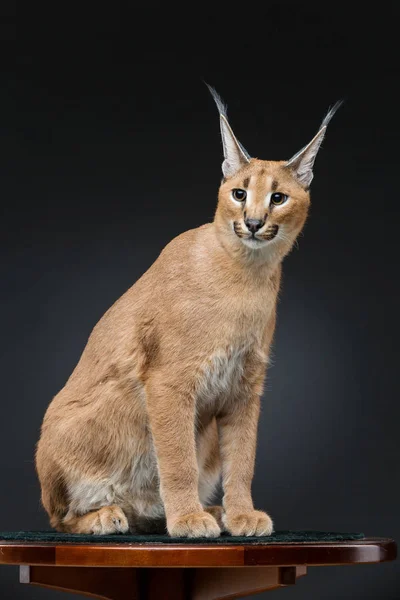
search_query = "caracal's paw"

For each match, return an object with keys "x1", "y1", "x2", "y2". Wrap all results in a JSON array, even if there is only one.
[
  {"x1": 204, "y1": 505, "x2": 225, "y2": 530},
  {"x1": 76, "y1": 505, "x2": 130, "y2": 535},
  {"x1": 224, "y1": 510, "x2": 273, "y2": 537},
  {"x1": 168, "y1": 511, "x2": 221, "y2": 538}
]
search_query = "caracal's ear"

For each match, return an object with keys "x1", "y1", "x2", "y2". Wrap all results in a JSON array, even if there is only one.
[
  {"x1": 206, "y1": 84, "x2": 250, "y2": 178},
  {"x1": 286, "y1": 100, "x2": 343, "y2": 188}
]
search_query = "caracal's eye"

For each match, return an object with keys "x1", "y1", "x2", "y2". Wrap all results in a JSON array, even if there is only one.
[
  {"x1": 271, "y1": 192, "x2": 288, "y2": 205},
  {"x1": 232, "y1": 188, "x2": 247, "y2": 202}
]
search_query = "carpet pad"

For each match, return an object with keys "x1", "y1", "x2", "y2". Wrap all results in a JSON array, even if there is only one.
[{"x1": 0, "y1": 530, "x2": 365, "y2": 544}]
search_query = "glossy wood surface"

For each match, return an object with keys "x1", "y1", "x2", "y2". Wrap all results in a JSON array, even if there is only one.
[
  {"x1": 0, "y1": 538, "x2": 396, "y2": 567},
  {"x1": 1, "y1": 538, "x2": 396, "y2": 599}
]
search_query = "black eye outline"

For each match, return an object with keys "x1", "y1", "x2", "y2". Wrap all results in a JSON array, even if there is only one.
[
  {"x1": 270, "y1": 192, "x2": 288, "y2": 205},
  {"x1": 232, "y1": 188, "x2": 247, "y2": 202}
]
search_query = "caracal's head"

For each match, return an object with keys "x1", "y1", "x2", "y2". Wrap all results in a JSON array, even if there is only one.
[{"x1": 208, "y1": 85, "x2": 342, "y2": 260}]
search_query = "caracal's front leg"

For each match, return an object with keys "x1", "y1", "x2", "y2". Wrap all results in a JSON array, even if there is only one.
[
  {"x1": 146, "y1": 370, "x2": 221, "y2": 538},
  {"x1": 218, "y1": 391, "x2": 273, "y2": 537}
]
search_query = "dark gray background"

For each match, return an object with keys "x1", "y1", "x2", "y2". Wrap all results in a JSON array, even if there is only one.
[{"x1": 2, "y1": 3, "x2": 399, "y2": 598}]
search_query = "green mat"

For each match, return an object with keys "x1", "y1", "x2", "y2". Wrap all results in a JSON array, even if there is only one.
[{"x1": 0, "y1": 531, "x2": 365, "y2": 545}]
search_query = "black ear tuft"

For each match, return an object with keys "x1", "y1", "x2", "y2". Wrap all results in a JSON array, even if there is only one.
[
  {"x1": 205, "y1": 83, "x2": 251, "y2": 177},
  {"x1": 286, "y1": 100, "x2": 343, "y2": 187}
]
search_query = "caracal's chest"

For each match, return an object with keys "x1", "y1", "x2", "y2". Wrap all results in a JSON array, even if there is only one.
[
  {"x1": 195, "y1": 340, "x2": 267, "y2": 410},
  {"x1": 193, "y1": 296, "x2": 274, "y2": 411},
  {"x1": 188, "y1": 265, "x2": 277, "y2": 410}
]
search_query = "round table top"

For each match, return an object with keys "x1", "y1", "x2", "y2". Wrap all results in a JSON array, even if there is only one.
[{"x1": 0, "y1": 537, "x2": 396, "y2": 568}]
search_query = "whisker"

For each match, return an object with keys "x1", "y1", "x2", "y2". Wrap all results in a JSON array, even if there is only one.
[{"x1": 277, "y1": 230, "x2": 299, "y2": 250}]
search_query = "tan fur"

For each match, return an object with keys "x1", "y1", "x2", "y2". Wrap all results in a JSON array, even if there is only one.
[{"x1": 36, "y1": 154, "x2": 311, "y2": 537}]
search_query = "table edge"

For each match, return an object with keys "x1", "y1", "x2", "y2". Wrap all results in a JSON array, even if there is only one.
[{"x1": 0, "y1": 537, "x2": 396, "y2": 567}]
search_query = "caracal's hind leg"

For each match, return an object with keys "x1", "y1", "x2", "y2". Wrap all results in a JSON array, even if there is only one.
[{"x1": 62, "y1": 505, "x2": 129, "y2": 535}]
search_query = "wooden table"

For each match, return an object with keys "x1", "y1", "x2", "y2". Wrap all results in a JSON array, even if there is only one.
[{"x1": 0, "y1": 537, "x2": 396, "y2": 599}]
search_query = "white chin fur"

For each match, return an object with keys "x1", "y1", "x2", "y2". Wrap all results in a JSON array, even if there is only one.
[{"x1": 241, "y1": 237, "x2": 269, "y2": 249}]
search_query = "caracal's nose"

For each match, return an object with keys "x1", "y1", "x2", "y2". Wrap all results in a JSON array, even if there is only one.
[{"x1": 245, "y1": 218, "x2": 264, "y2": 233}]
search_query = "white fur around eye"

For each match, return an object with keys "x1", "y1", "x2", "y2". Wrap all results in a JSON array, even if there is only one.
[
  {"x1": 265, "y1": 191, "x2": 290, "y2": 208},
  {"x1": 231, "y1": 190, "x2": 253, "y2": 206}
]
